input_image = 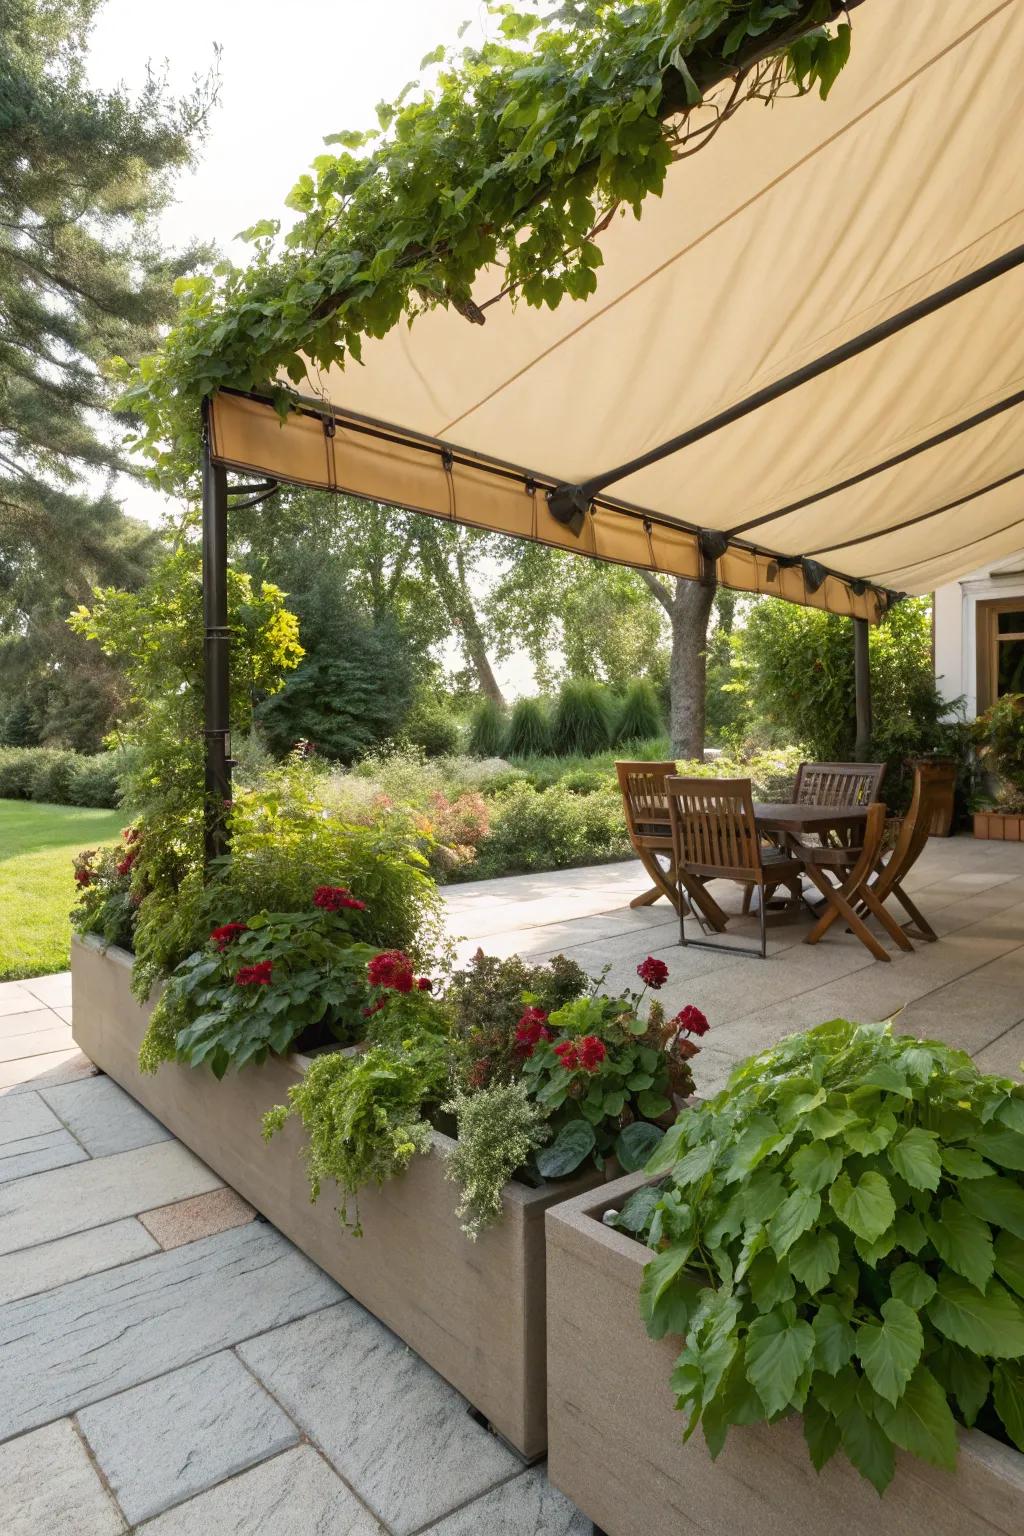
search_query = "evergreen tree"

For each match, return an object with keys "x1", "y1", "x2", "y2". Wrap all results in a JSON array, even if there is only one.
[{"x1": 0, "y1": 0, "x2": 217, "y2": 744}]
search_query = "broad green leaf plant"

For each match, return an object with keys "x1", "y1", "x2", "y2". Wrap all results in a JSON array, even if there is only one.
[
  {"x1": 120, "y1": 1, "x2": 862, "y2": 487},
  {"x1": 622, "y1": 1020, "x2": 1024, "y2": 1491}
]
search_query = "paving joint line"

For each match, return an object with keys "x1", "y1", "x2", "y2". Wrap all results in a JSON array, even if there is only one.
[{"x1": 69, "y1": 1411, "x2": 131, "y2": 1532}]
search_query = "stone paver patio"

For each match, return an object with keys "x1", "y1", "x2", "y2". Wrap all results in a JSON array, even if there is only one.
[{"x1": 1, "y1": 833, "x2": 1022, "y2": 1532}]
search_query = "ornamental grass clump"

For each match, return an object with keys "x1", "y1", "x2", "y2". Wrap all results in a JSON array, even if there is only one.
[
  {"x1": 628, "y1": 1019, "x2": 1024, "y2": 1493},
  {"x1": 551, "y1": 679, "x2": 614, "y2": 756},
  {"x1": 506, "y1": 696, "x2": 552, "y2": 758}
]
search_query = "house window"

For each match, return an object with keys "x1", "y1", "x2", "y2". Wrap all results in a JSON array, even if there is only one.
[{"x1": 978, "y1": 598, "x2": 1024, "y2": 710}]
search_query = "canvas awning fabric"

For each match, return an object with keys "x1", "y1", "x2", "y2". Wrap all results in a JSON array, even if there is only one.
[{"x1": 209, "y1": 0, "x2": 1024, "y2": 623}]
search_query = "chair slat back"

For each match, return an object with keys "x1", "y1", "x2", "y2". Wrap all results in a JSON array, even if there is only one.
[
  {"x1": 665, "y1": 776, "x2": 762, "y2": 881},
  {"x1": 795, "y1": 761, "x2": 886, "y2": 807},
  {"x1": 874, "y1": 762, "x2": 957, "y2": 899},
  {"x1": 615, "y1": 761, "x2": 676, "y2": 847}
]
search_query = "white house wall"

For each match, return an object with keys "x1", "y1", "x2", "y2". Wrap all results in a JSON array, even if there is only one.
[{"x1": 934, "y1": 552, "x2": 1024, "y2": 717}]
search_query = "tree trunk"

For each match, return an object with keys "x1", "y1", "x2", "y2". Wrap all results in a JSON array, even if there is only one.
[
  {"x1": 639, "y1": 570, "x2": 716, "y2": 759},
  {"x1": 415, "y1": 526, "x2": 506, "y2": 705}
]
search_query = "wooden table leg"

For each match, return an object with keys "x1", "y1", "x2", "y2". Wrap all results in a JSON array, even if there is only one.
[
  {"x1": 678, "y1": 870, "x2": 729, "y2": 932},
  {"x1": 802, "y1": 864, "x2": 890, "y2": 962},
  {"x1": 629, "y1": 848, "x2": 680, "y2": 912}
]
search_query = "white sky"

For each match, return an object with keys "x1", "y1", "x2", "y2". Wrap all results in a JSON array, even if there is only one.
[{"x1": 87, "y1": 0, "x2": 543, "y2": 693}]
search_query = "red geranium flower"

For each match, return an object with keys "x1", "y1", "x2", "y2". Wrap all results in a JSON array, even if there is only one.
[
  {"x1": 210, "y1": 922, "x2": 248, "y2": 951},
  {"x1": 235, "y1": 960, "x2": 273, "y2": 986},
  {"x1": 554, "y1": 1039, "x2": 580, "y2": 1072},
  {"x1": 367, "y1": 950, "x2": 415, "y2": 993},
  {"x1": 673, "y1": 1004, "x2": 709, "y2": 1037},
  {"x1": 313, "y1": 884, "x2": 367, "y2": 912},
  {"x1": 579, "y1": 1035, "x2": 607, "y2": 1072},
  {"x1": 514, "y1": 1006, "x2": 553, "y2": 1057},
  {"x1": 417, "y1": 976, "x2": 433, "y2": 991},
  {"x1": 74, "y1": 867, "x2": 94, "y2": 887},
  {"x1": 637, "y1": 956, "x2": 669, "y2": 989},
  {"x1": 115, "y1": 850, "x2": 136, "y2": 878}
]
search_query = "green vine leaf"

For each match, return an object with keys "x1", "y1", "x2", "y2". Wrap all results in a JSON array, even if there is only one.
[
  {"x1": 829, "y1": 1170, "x2": 895, "y2": 1243},
  {"x1": 745, "y1": 1308, "x2": 815, "y2": 1417},
  {"x1": 875, "y1": 1366, "x2": 958, "y2": 1471},
  {"x1": 928, "y1": 1272, "x2": 1024, "y2": 1358},
  {"x1": 855, "y1": 1298, "x2": 923, "y2": 1406}
]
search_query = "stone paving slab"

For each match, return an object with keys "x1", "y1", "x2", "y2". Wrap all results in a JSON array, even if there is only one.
[
  {"x1": 141, "y1": 1444, "x2": 385, "y2": 1535},
  {"x1": 0, "y1": 1023, "x2": 74, "y2": 1063},
  {"x1": 139, "y1": 1186, "x2": 256, "y2": 1250},
  {"x1": 0, "y1": 1223, "x2": 343, "y2": 1440},
  {"x1": 0, "y1": 1008, "x2": 73, "y2": 1040},
  {"x1": 0, "y1": 1217, "x2": 158, "y2": 1305},
  {"x1": 1, "y1": 1417, "x2": 125, "y2": 1535},
  {"x1": 0, "y1": 1125, "x2": 88, "y2": 1185},
  {"x1": 238, "y1": 1301, "x2": 521, "y2": 1536},
  {"x1": 421, "y1": 1467, "x2": 590, "y2": 1534},
  {"x1": 0, "y1": 982, "x2": 49, "y2": 1018},
  {"x1": 19, "y1": 971, "x2": 72, "y2": 1008},
  {"x1": 0, "y1": 1139, "x2": 221, "y2": 1257},
  {"x1": 78, "y1": 1349, "x2": 299, "y2": 1525},
  {"x1": 41, "y1": 1076, "x2": 172, "y2": 1158},
  {"x1": 0, "y1": 1048, "x2": 96, "y2": 1093},
  {"x1": 973, "y1": 1020, "x2": 1024, "y2": 1079}
]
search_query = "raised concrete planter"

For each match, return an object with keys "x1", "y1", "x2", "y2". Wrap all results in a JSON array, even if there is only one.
[
  {"x1": 974, "y1": 811, "x2": 1024, "y2": 842},
  {"x1": 71, "y1": 934, "x2": 599, "y2": 1459},
  {"x1": 547, "y1": 1172, "x2": 1024, "y2": 1536}
]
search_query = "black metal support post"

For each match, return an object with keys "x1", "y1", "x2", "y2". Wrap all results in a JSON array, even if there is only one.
[
  {"x1": 202, "y1": 414, "x2": 231, "y2": 864},
  {"x1": 853, "y1": 616, "x2": 872, "y2": 763}
]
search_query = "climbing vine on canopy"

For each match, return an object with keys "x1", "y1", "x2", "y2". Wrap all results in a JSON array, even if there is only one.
[{"x1": 120, "y1": 0, "x2": 862, "y2": 487}]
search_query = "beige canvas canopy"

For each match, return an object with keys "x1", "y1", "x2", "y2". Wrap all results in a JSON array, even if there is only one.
[{"x1": 209, "y1": 0, "x2": 1024, "y2": 622}]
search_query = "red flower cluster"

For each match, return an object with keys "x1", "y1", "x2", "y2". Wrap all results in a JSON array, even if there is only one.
[
  {"x1": 74, "y1": 867, "x2": 94, "y2": 887},
  {"x1": 514, "y1": 1006, "x2": 553, "y2": 1058},
  {"x1": 637, "y1": 956, "x2": 669, "y2": 989},
  {"x1": 673, "y1": 1004, "x2": 709, "y2": 1037},
  {"x1": 210, "y1": 922, "x2": 248, "y2": 951},
  {"x1": 417, "y1": 976, "x2": 433, "y2": 992},
  {"x1": 313, "y1": 885, "x2": 367, "y2": 912},
  {"x1": 235, "y1": 961, "x2": 273, "y2": 986},
  {"x1": 115, "y1": 849, "x2": 137, "y2": 879},
  {"x1": 367, "y1": 950, "x2": 415, "y2": 993},
  {"x1": 554, "y1": 1035, "x2": 606, "y2": 1073}
]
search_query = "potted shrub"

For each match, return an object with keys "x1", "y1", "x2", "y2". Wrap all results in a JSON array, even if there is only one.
[
  {"x1": 547, "y1": 1020, "x2": 1024, "y2": 1534},
  {"x1": 972, "y1": 694, "x2": 1024, "y2": 840}
]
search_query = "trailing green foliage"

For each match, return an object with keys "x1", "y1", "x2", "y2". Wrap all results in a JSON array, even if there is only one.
[
  {"x1": 0, "y1": 745, "x2": 131, "y2": 807},
  {"x1": 263, "y1": 1033, "x2": 448, "y2": 1235},
  {"x1": 445, "y1": 1081, "x2": 551, "y2": 1239},
  {"x1": 506, "y1": 696, "x2": 552, "y2": 758},
  {"x1": 551, "y1": 679, "x2": 613, "y2": 756},
  {"x1": 627, "y1": 1020, "x2": 1024, "y2": 1490},
  {"x1": 613, "y1": 679, "x2": 665, "y2": 745},
  {"x1": 122, "y1": 1, "x2": 857, "y2": 486},
  {"x1": 467, "y1": 696, "x2": 507, "y2": 757}
]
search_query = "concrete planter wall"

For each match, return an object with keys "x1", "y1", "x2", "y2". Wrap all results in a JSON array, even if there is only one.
[
  {"x1": 547, "y1": 1172, "x2": 1024, "y2": 1536},
  {"x1": 974, "y1": 811, "x2": 1024, "y2": 841},
  {"x1": 71, "y1": 934, "x2": 600, "y2": 1458}
]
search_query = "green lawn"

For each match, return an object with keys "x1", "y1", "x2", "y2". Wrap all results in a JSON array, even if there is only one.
[{"x1": 0, "y1": 800, "x2": 124, "y2": 980}]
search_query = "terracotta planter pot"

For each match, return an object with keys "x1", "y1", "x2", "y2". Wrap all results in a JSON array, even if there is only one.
[
  {"x1": 71, "y1": 935, "x2": 600, "y2": 1458},
  {"x1": 546, "y1": 1172, "x2": 1024, "y2": 1536},
  {"x1": 974, "y1": 811, "x2": 1024, "y2": 841}
]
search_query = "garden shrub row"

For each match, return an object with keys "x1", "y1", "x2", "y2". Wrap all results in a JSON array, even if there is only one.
[
  {"x1": 0, "y1": 745, "x2": 132, "y2": 808},
  {"x1": 469, "y1": 677, "x2": 664, "y2": 759}
]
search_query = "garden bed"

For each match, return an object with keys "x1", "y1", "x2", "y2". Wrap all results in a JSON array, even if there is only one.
[
  {"x1": 71, "y1": 934, "x2": 600, "y2": 1458},
  {"x1": 546, "y1": 1173, "x2": 1024, "y2": 1536}
]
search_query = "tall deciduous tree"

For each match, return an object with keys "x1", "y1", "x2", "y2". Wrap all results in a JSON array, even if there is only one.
[{"x1": 0, "y1": 0, "x2": 217, "y2": 744}]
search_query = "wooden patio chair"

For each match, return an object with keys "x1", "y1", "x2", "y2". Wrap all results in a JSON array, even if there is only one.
[
  {"x1": 665, "y1": 776, "x2": 804, "y2": 957},
  {"x1": 803, "y1": 802, "x2": 913, "y2": 962},
  {"x1": 794, "y1": 760, "x2": 886, "y2": 806},
  {"x1": 615, "y1": 761, "x2": 680, "y2": 912},
  {"x1": 810, "y1": 762, "x2": 956, "y2": 945}
]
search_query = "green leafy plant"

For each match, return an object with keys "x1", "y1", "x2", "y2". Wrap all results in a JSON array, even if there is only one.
[
  {"x1": 140, "y1": 893, "x2": 376, "y2": 1077},
  {"x1": 448, "y1": 949, "x2": 589, "y2": 1089},
  {"x1": 520, "y1": 959, "x2": 708, "y2": 1175},
  {"x1": 630, "y1": 1019, "x2": 1024, "y2": 1492},
  {"x1": 70, "y1": 827, "x2": 141, "y2": 950},
  {"x1": 445, "y1": 1081, "x2": 551, "y2": 1240}
]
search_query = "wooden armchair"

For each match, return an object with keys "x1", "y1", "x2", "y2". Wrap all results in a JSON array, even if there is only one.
[
  {"x1": 665, "y1": 776, "x2": 803, "y2": 957},
  {"x1": 615, "y1": 761, "x2": 680, "y2": 911}
]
